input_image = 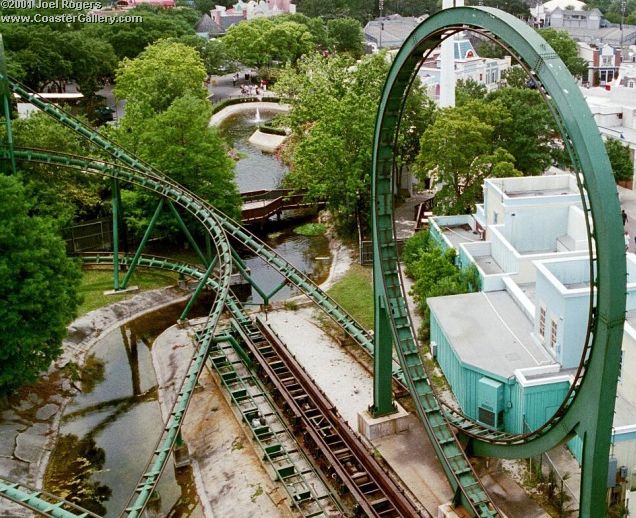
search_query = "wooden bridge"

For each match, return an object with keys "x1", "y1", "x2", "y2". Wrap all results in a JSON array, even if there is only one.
[{"x1": 241, "y1": 189, "x2": 324, "y2": 224}]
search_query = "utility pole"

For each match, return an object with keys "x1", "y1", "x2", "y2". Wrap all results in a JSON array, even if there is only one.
[{"x1": 379, "y1": 0, "x2": 384, "y2": 49}]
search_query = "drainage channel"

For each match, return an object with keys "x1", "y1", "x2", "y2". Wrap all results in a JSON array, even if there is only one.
[
  {"x1": 230, "y1": 316, "x2": 428, "y2": 518},
  {"x1": 198, "y1": 328, "x2": 342, "y2": 517}
]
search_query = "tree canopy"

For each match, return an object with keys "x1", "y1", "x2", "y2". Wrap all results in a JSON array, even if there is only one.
[
  {"x1": 537, "y1": 28, "x2": 588, "y2": 79},
  {"x1": 0, "y1": 175, "x2": 81, "y2": 393},
  {"x1": 606, "y1": 139, "x2": 634, "y2": 182},
  {"x1": 327, "y1": 18, "x2": 364, "y2": 56},
  {"x1": 414, "y1": 100, "x2": 522, "y2": 214}
]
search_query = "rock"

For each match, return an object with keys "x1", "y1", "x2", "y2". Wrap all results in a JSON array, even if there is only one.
[
  {"x1": 0, "y1": 423, "x2": 28, "y2": 457},
  {"x1": 35, "y1": 404, "x2": 59, "y2": 421},
  {"x1": 0, "y1": 456, "x2": 29, "y2": 480},
  {"x1": 14, "y1": 423, "x2": 49, "y2": 464}
]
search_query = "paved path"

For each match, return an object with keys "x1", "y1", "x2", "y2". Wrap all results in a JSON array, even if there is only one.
[{"x1": 619, "y1": 185, "x2": 636, "y2": 252}]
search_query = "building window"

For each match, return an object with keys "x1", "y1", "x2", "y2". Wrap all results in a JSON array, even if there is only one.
[
  {"x1": 602, "y1": 56, "x2": 612, "y2": 65},
  {"x1": 550, "y1": 320, "x2": 558, "y2": 349},
  {"x1": 539, "y1": 307, "x2": 546, "y2": 339}
]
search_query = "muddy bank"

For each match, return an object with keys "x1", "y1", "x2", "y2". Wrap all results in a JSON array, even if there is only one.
[{"x1": 0, "y1": 286, "x2": 189, "y2": 517}]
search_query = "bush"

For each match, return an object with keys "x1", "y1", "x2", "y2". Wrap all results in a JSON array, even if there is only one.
[{"x1": 294, "y1": 223, "x2": 327, "y2": 236}]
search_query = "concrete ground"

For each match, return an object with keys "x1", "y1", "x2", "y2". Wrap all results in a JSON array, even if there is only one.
[
  {"x1": 619, "y1": 185, "x2": 636, "y2": 252},
  {"x1": 152, "y1": 322, "x2": 292, "y2": 518},
  {"x1": 266, "y1": 307, "x2": 454, "y2": 514}
]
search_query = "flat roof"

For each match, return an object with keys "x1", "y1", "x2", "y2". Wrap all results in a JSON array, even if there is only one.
[
  {"x1": 438, "y1": 224, "x2": 481, "y2": 248},
  {"x1": 428, "y1": 291, "x2": 553, "y2": 379},
  {"x1": 505, "y1": 188, "x2": 578, "y2": 198},
  {"x1": 475, "y1": 255, "x2": 504, "y2": 275}
]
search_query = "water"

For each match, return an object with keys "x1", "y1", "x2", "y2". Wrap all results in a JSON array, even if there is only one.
[
  {"x1": 243, "y1": 225, "x2": 332, "y2": 304},
  {"x1": 219, "y1": 110, "x2": 287, "y2": 192},
  {"x1": 45, "y1": 302, "x2": 210, "y2": 517}
]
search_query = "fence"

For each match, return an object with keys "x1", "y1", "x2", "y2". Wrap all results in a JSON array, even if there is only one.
[
  {"x1": 359, "y1": 239, "x2": 405, "y2": 265},
  {"x1": 63, "y1": 218, "x2": 113, "y2": 254}
]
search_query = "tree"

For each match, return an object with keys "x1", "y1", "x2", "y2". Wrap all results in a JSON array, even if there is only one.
[
  {"x1": 606, "y1": 139, "x2": 634, "y2": 182},
  {"x1": 137, "y1": 95, "x2": 240, "y2": 219},
  {"x1": 115, "y1": 40, "x2": 207, "y2": 133},
  {"x1": 537, "y1": 28, "x2": 588, "y2": 79},
  {"x1": 327, "y1": 18, "x2": 364, "y2": 56},
  {"x1": 486, "y1": 87, "x2": 558, "y2": 175},
  {"x1": 10, "y1": 113, "x2": 103, "y2": 224},
  {"x1": 455, "y1": 78, "x2": 487, "y2": 105},
  {"x1": 501, "y1": 66, "x2": 530, "y2": 88},
  {"x1": 475, "y1": 40, "x2": 506, "y2": 59},
  {"x1": 276, "y1": 52, "x2": 392, "y2": 233},
  {"x1": 222, "y1": 18, "x2": 315, "y2": 68},
  {"x1": 414, "y1": 101, "x2": 522, "y2": 214},
  {"x1": 0, "y1": 175, "x2": 81, "y2": 393},
  {"x1": 65, "y1": 33, "x2": 118, "y2": 100}
]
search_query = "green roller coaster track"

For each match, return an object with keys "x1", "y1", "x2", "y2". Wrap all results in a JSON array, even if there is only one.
[{"x1": 0, "y1": 6, "x2": 625, "y2": 517}]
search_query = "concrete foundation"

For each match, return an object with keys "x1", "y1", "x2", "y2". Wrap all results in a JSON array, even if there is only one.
[
  {"x1": 103, "y1": 285, "x2": 139, "y2": 296},
  {"x1": 357, "y1": 402, "x2": 413, "y2": 441},
  {"x1": 438, "y1": 503, "x2": 465, "y2": 517}
]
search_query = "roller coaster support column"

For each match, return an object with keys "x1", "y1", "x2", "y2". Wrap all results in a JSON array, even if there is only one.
[
  {"x1": 371, "y1": 292, "x2": 396, "y2": 417},
  {"x1": 121, "y1": 198, "x2": 164, "y2": 289},
  {"x1": 167, "y1": 201, "x2": 209, "y2": 267},
  {"x1": 112, "y1": 178, "x2": 121, "y2": 291},
  {"x1": 179, "y1": 256, "x2": 217, "y2": 322},
  {"x1": 0, "y1": 36, "x2": 15, "y2": 176}
]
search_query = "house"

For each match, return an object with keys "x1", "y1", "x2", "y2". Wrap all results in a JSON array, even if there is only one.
[
  {"x1": 427, "y1": 174, "x2": 636, "y2": 498},
  {"x1": 578, "y1": 42, "x2": 621, "y2": 86},
  {"x1": 580, "y1": 85, "x2": 636, "y2": 189},
  {"x1": 417, "y1": 38, "x2": 511, "y2": 100},
  {"x1": 207, "y1": 0, "x2": 296, "y2": 35}
]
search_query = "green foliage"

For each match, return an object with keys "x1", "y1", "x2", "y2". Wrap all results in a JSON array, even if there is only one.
[
  {"x1": 294, "y1": 223, "x2": 327, "y2": 236},
  {"x1": 115, "y1": 40, "x2": 207, "y2": 119},
  {"x1": 475, "y1": 40, "x2": 506, "y2": 59},
  {"x1": 537, "y1": 28, "x2": 588, "y2": 78},
  {"x1": 276, "y1": 52, "x2": 392, "y2": 233},
  {"x1": 83, "y1": 5, "x2": 198, "y2": 59},
  {"x1": 222, "y1": 17, "x2": 315, "y2": 68},
  {"x1": 402, "y1": 232, "x2": 479, "y2": 336},
  {"x1": 486, "y1": 87, "x2": 558, "y2": 175},
  {"x1": 414, "y1": 100, "x2": 522, "y2": 214},
  {"x1": 327, "y1": 18, "x2": 364, "y2": 56},
  {"x1": 456, "y1": 78, "x2": 487, "y2": 105},
  {"x1": 136, "y1": 95, "x2": 240, "y2": 219},
  {"x1": 10, "y1": 112, "x2": 103, "y2": 224},
  {"x1": 606, "y1": 138, "x2": 634, "y2": 182},
  {"x1": 296, "y1": 0, "x2": 378, "y2": 22},
  {"x1": 0, "y1": 175, "x2": 81, "y2": 393},
  {"x1": 501, "y1": 66, "x2": 529, "y2": 88}
]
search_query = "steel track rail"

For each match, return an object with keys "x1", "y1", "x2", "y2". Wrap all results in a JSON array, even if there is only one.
[
  {"x1": 0, "y1": 147, "x2": 233, "y2": 517},
  {"x1": 0, "y1": 477, "x2": 101, "y2": 518},
  {"x1": 232, "y1": 316, "x2": 424, "y2": 518}
]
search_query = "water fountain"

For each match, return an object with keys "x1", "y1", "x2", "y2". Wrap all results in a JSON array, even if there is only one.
[{"x1": 254, "y1": 107, "x2": 261, "y2": 123}]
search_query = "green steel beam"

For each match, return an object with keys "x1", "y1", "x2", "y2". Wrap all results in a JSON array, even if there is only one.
[
  {"x1": 167, "y1": 200, "x2": 209, "y2": 267},
  {"x1": 112, "y1": 178, "x2": 120, "y2": 291},
  {"x1": 370, "y1": 7, "x2": 625, "y2": 517},
  {"x1": 121, "y1": 198, "x2": 164, "y2": 289},
  {"x1": 179, "y1": 256, "x2": 216, "y2": 322},
  {"x1": 0, "y1": 477, "x2": 99, "y2": 518},
  {"x1": 0, "y1": 37, "x2": 15, "y2": 175}
]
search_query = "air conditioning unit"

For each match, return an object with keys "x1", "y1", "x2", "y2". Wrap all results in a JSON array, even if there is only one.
[{"x1": 430, "y1": 341, "x2": 438, "y2": 358}]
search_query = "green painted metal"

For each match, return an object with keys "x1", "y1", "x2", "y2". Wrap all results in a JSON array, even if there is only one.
[
  {"x1": 0, "y1": 37, "x2": 15, "y2": 175},
  {"x1": 112, "y1": 178, "x2": 121, "y2": 291},
  {"x1": 120, "y1": 198, "x2": 164, "y2": 289},
  {"x1": 370, "y1": 7, "x2": 625, "y2": 517},
  {"x1": 167, "y1": 201, "x2": 209, "y2": 267},
  {"x1": 0, "y1": 477, "x2": 99, "y2": 518},
  {"x1": 178, "y1": 256, "x2": 216, "y2": 322}
]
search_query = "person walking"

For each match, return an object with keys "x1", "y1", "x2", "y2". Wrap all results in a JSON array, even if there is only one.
[
  {"x1": 623, "y1": 209, "x2": 628, "y2": 226},
  {"x1": 625, "y1": 231, "x2": 630, "y2": 251}
]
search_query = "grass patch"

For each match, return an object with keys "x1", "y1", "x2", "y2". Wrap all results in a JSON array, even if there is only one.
[
  {"x1": 294, "y1": 223, "x2": 326, "y2": 237},
  {"x1": 77, "y1": 268, "x2": 179, "y2": 315},
  {"x1": 327, "y1": 264, "x2": 373, "y2": 329}
]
